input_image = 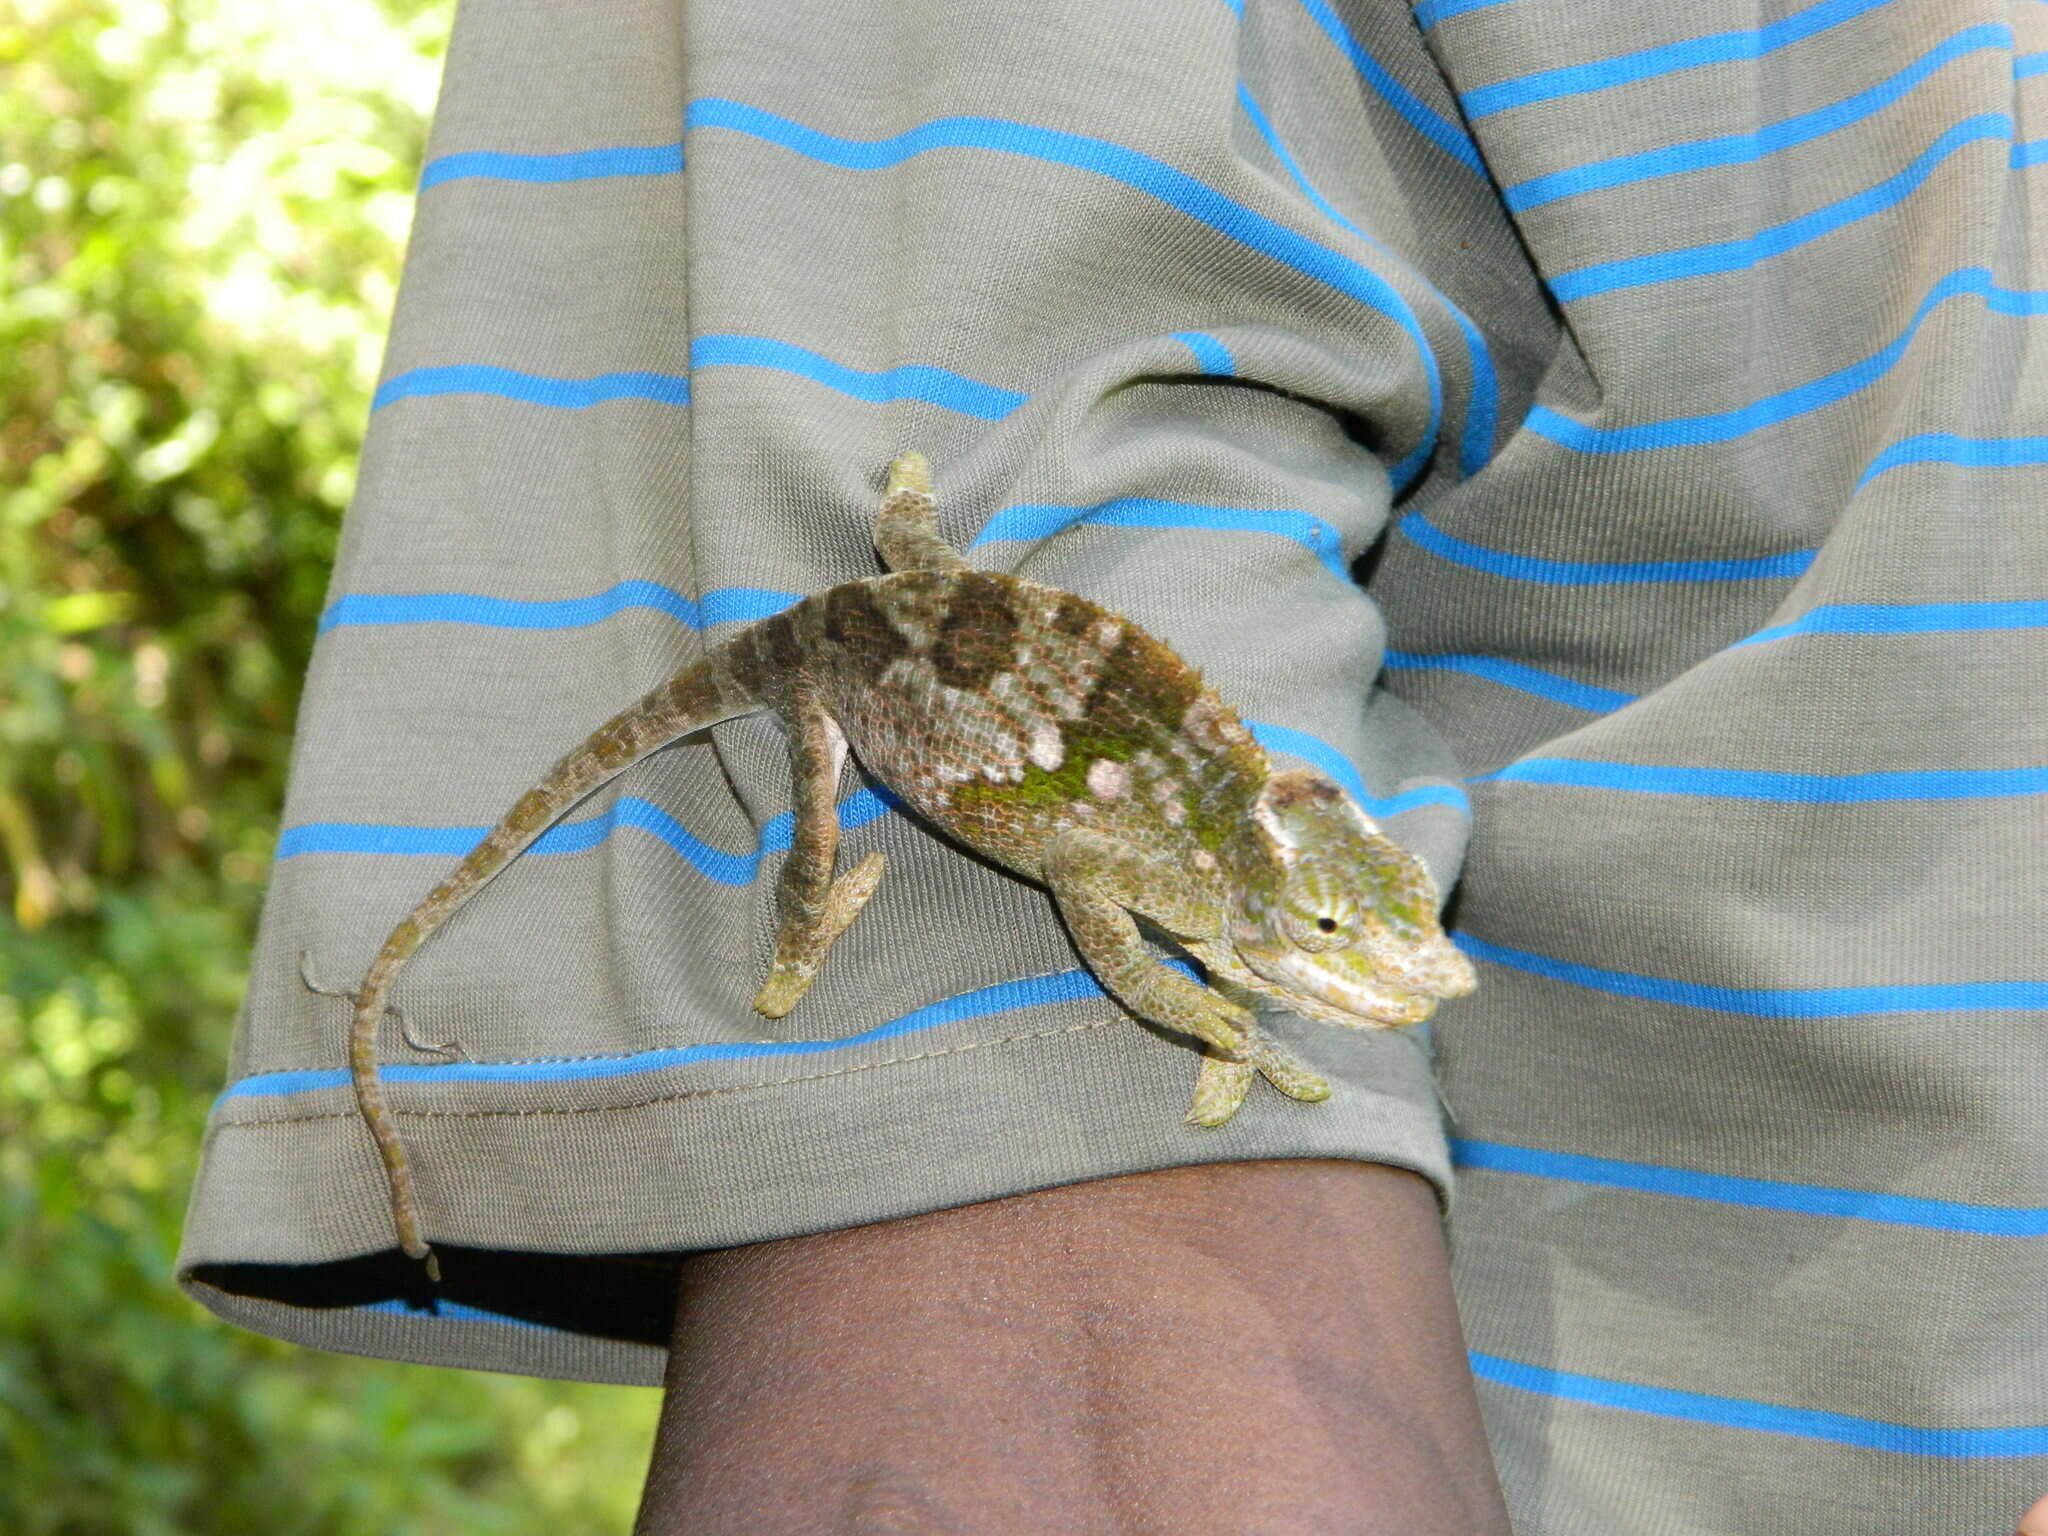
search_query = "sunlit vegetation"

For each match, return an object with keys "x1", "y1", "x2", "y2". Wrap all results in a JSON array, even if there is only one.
[{"x1": 1, "y1": 1, "x2": 660, "y2": 1527}]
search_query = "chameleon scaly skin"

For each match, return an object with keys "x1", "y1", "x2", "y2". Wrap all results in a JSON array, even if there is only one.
[{"x1": 341, "y1": 453, "x2": 1476, "y2": 1278}]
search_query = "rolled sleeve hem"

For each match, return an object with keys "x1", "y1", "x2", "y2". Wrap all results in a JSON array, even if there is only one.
[{"x1": 179, "y1": 995, "x2": 1449, "y2": 1385}]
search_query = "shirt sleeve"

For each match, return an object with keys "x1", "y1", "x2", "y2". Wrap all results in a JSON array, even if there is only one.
[{"x1": 178, "y1": 0, "x2": 1548, "y2": 1382}]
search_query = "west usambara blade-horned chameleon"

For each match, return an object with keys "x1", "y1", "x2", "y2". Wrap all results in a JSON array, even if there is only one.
[{"x1": 337, "y1": 453, "x2": 1476, "y2": 1279}]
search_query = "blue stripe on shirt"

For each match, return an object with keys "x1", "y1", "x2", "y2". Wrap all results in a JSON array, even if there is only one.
[
  {"x1": 684, "y1": 96, "x2": 1445, "y2": 490},
  {"x1": 1550, "y1": 114, "x2": 2013, "y2": 301},
  {"x1": 360, "y1": 1298, "x2": 557, "y2": 1330},
  {"x1": 1528, "y1": 268, "x2": 2047, "y2": 452},
  {"x1": 373, "y1": 342, "x2": 1021, "y2": 420},
  {"x1": 220, "y1": 966, "x2": 1118, "y2": 1102},
  {"x1": 274, "y1": 791, "x2": 895, "y2": 881},
  {"x1": 1383, "y1": 651, "x2": 1637, "y2": 712},
  {"x1": 690, "y1": 334, "x2": 1025, "y2": 419},
  {"x1": 316, "y1": 492, "x2": 1369, "y2": 636},
  {"x1": 1397, "y1": 510, "x2": 1816, "y2": 585},
  {"x1": 972, "y1": 499, "x2": 1352, "y2": 582},
  {"x1": 1414, "y1": 0, "x2": 1516, "y2": 27},
  {"x1": 1858, "y1": 433, "x2": 2048, "y2": 485},
  {"x1": 1735, "y1": 600, "x2": 2048, "y2": 648},
  {"x1": 1461, "y1": 0, "x2": 1893, "y2": 118},
  {"x1": 418, "y1": 143, "x2": 684, "y2": 190},
  {"x1": 1450, "y1": 1139, "x2": 2048, "y2": 1236},
  {"x1": 1169, "y1": 331, "x2": 1237, "y2": 375},
  {"x1": 1235, "y1": 83, "x2": 1499, "y2": 476},
  {"x1": 1291, "y1": 0, "x2": 1488, "y2": 174},
  {"x1": 372, "y1": 366, "x2": 691, "y2": 413},
  {"x1": 1473, "y1": 758, "x2": 2048, "y2": 802},
  {"x1": 1504, "y1": 24, "x2": 2013, "y2": 210},
  {"x1": 1386, "y1": 602, "x2": 2048, "y2": 707},
  {"x1": 1456, "y1": 932, "x2": 2048, "y2": 1016},
  {"x1": 317, "y1": 582, "x2": 798, "y2": 635},
  {"x1": 1469, "y1": 1352, "x2": 2048, "y2": 1455}
]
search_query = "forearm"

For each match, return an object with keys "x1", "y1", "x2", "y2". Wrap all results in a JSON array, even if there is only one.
[{"x1": 636, "y1": 1159, "x2": 1509, "y2": 1535}]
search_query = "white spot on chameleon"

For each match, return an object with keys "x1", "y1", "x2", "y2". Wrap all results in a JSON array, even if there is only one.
[
  {"x1": 1161, "y1": 797, "x2": 1186, "y2": 826},
  {"x1": 1086, "y1": 619, "x2": 1124, "y2": 652},
  {"x1": 1192, "y1": 849, "x2": 1218, "y2": 872},
  {"x1": 1087, "y1": 759, "x2": 1128, "y2": 800},
  {"x1": 1028, "y1": 721, "x2": 1065, "y2": 771},
  {"x1": 1181, "y1": 694, "x2": 1251, "y2": 752}
]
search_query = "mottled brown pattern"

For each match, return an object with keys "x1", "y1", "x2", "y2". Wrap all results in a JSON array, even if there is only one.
[
  {"x1": 929, "y1": 574, "x2": 1021, "y2": 691},
  {"x1": 821, "y1": 582, "x2": 911, "y2": 669},
  {"x1": 1084, "y1": 629, "x2": 1202, "y2": 741},
  {"x1": 1052, "y1": 592, "x2": 1098, "y2": 638}
]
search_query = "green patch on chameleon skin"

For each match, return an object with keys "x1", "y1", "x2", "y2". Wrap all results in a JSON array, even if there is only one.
[
  {"x1": 1184, "y1": 784, "x2": 1252, "y2": 856},
  {"x1": 950, "y1": 727, "x2": 1139, "y2": 813}
]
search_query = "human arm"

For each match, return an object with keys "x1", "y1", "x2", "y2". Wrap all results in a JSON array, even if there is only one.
[{"x1": 636, "y1": 1159, "x2": 1509, "y2": 1535}]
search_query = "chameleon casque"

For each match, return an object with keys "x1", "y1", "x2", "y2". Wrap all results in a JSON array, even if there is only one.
[{"x1": 345, "y1": 453, "x2": 1476, "y2": 1278}]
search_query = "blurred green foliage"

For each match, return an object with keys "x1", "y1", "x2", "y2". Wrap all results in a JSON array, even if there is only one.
[{"x1": 0, "y1": 0, "x2": 660, "y2": 1528}]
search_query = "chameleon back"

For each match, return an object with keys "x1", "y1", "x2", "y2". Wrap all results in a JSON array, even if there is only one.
[{"x1": 727, "y1": 569, "x2": 1268, "y2": 879}]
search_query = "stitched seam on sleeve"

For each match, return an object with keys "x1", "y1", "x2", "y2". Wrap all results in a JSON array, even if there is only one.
[{"x1": 212, "y1": 1016, "x2": 1122, "y2": 1127}]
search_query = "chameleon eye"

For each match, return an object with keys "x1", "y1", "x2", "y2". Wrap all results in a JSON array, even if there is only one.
[{"x1": 1285, "y1": 909, "x2": 1347, "y2": 951}]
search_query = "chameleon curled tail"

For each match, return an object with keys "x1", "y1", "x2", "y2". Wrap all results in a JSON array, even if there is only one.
[
  {"x1": 343, "y1": 453, "x2": 941, "y2": 1279},
  {"x1": 346, "y1": 659, "x2": 759, "y2": 1279}
]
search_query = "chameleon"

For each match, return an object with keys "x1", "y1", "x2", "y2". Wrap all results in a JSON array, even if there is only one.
[{"x1": 342, "y1": 452, "x2": 1476, "y2": 1280}]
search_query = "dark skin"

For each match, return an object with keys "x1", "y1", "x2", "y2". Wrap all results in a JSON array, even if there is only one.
[{"x1": 635, "y1": 1160, "x2": 1511, "y2": 1535}]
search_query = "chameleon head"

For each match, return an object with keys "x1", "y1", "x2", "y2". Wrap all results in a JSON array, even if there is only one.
[{"x1": 1222, "y1": 768, "x2": 1476, "y2": 1028}]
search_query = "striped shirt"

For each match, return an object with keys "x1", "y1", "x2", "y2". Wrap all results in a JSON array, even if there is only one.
[{"x1": 180, "y1": 0, "x2": 2046, "y2": 1527}]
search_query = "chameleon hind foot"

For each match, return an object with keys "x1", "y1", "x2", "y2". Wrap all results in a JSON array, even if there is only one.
[
  {"x1": 1187, "y1": 1053, "x2": 1257, "y2": 1126},
  {"x1": 753, "y1": 851, "x2": 887, "y2": 1017}
]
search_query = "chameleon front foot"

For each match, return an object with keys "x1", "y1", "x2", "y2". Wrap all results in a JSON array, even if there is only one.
[
  {"x1": 1246, "y1": 1033, "x2": 1332, "y2": 1104},
  {"x1": 1187, "y1": 1053, "x2": 1257, "y2": 1126},
  {"x1": 753, "y1": 850, "x2": 887, "y2": 1017},
  {"x1": 1184, "y1": 1030, "x2": 1332, "y2": 1127}
]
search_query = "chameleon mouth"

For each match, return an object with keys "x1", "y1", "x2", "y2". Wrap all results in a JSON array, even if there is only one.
[{"x1": 1244, "y1": 953, "x2": 1441, "y2": 1029}]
